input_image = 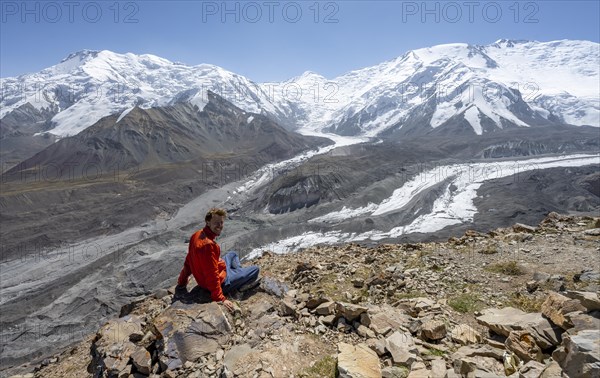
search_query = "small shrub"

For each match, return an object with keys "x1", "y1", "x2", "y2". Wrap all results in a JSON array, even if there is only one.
[
  {"x1": 448, "y1": 293, "x2": 484, "y2": 313},
  {"x1": 485, "y1": 261, "x2": 524, "y2": 276},
  {"x1": 507, "y1": 292, "x2": 544, "y2": 312},
  {"x1": 479, "y1": 245, "x2": 499, "y2": 254},
  {"x1": 298, "y1": 355, "x2": 337, "y2": 378}
]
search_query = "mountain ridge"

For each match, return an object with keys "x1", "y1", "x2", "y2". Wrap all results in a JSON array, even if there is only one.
[{"x1": 1, "y1": 39, "x2": 597, "y2": 142}]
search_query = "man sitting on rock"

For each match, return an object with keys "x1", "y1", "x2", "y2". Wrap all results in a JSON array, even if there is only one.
[{"x1": 176, "y1": 207, "x2": 260, "y2": 312}]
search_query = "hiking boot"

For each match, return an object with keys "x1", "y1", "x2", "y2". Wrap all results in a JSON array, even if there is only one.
[{"x1": 238, "y1": 277, "x2": 262, "y2": 293}]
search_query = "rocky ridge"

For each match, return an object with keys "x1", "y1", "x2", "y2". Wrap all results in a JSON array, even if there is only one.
[{"x1": 9, "y1": 212, "x2": 599, "y2": 378}]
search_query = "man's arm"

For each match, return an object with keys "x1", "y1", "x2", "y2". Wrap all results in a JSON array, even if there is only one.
[
  {"x1": 177, "y1": 260, "x2": 191, "y2": 287},
  {"x1": 203, "y1": 243, "x2": 227, "y2": 302}
]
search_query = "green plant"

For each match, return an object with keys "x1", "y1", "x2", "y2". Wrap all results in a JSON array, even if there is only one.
[
  {"x1": 393, "y1": 290, "x2": 426, "y2": 300},
  {"x1": 426, "y1": 348, "x2": 446, "y2": 357},
  {"x1": 448, "y1": 293, "x2": 484, "y2": 313},
  {"x1": 507, "y1": 292, "x2": 544, "y2": 312},
  {"x1": 485, "y1": 261, "x2": 524, "y2": 276},
  {"x1": 298, "y1": 355, "x2": 337, "y2": 378}
]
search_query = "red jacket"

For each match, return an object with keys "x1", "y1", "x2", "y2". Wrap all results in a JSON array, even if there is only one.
[{"x1": 177, "y1": 226, "x2": 227, "y2": 302}]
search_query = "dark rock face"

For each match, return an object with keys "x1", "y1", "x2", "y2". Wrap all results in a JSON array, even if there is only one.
[
  {"x1": 0, "y1": 103, "x2": 58, "y2": 171},
  {"x1": 0, "y1": 92, "x2": 331, "y2": 263}
]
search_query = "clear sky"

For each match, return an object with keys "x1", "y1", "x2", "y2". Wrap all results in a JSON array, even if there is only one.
[{"x1": 1, "y1": 1, "x2": 599, "y2": 82}]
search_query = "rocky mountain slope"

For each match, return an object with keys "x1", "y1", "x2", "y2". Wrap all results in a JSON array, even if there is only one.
[
  {"x1": 0, "y1": 92, "x2": 331, "y2": 262},
  {"x1": 8, "y1": 212, "x2": 599, "y2": 378}
]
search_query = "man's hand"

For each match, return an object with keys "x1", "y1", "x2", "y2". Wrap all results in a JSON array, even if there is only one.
[{"x1": 222, "y1": 299, "x2": 234, "y2": 312}]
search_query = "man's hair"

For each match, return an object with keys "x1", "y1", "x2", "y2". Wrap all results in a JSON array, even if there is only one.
[{"x1": 205, "y1": 208, "x2": 227, "y2": 223}]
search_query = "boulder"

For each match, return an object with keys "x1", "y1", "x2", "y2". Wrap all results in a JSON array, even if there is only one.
[
  {"x1": 89, "y1": 315, "x2": 144, "y2": 377},
  {"x1": 315, "y1": 301, "x2": 336, "y2": 316},
  {"x1": 366, "y1": 305, "x2": 410, "y2": 336},
  {"x1": 476, "y1": 307, "x2": 559, "y2": 348},
  {"x1": 539, "y1": 360, "x2": 566, "y2": 378},
  {"x1": 574, "y1": 271, "x2": 600, "y2": 283},
  {"x1": 130, "y1": 347, "x2": 152, "y2": 375},
  {"x1": 452, "y1": 345, "x2": 504, "y2": 362},
  {"x1": 519, "y1": 360, "x2": 546, "y2": 378},
  {"x1": 278, "y1": 297, "x2": 296, "y2": 317},
  {"x1": 305, "y1": 296, "x2": 330, "y2": 309},
  {"x1": 421, "y1": 320, "x2": 446, "y2": 341},
  {"x1": 505, "y1": 330, "x2": 543, "y2": 362},
  {"x1": 410, "y1": 297, "x2": 435, "y2": 315},
  {"x1": 381, "y1": 366, "x2": 409, "y2": 378},
  {"x1": 153, "y1": 301, "x2": 232, "y2": 371},
  {"x1": 568, "y1": 311, "x2": 600, "y2": 333},
  {"x1": 541, "y1": 292, "x2": 586, "y2": 330},
  {"x1": 552, "y1": 329, "x2": 600, "y2": 378},
  {"x1": 406, "y1": 361, "x2": 430, "y2": 378},
  {"x1": 385, "y1": 331, "x2": 419, "y2": 367},
  {"x1": 450, "y1": 324, "x2": 482, "y2": 345},
  {"x1": 563, "y1": 290, "x2": 600, "y2": 311},
  {"x1": 223, "y1": 343, "x2": 254, "y2": 374},
  {"x1": 337, "y1": 302, "x2": 369, "y2": 322},
  {"x1": 337, "y1": 342, "x2": 382, "y2": 378},
  {"x1": 430, "y1": 358, "x2": 447, "y2": 378},
  {"x1": 452, "y1": 355, "x2": 504, "y2": 377},
  {"x1": 356, "y1": 324, "x2": 376, "y2": 339},
  {"x1": 321, "y1": 314, "x2": 336, "y2": 326}
]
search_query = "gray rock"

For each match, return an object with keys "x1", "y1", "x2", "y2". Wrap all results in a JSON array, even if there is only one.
[
  {"x1": 385, "y1": 331, "x2": 419, "y2": 367},
  {"x1": 337, "y1": 302, "x2": 369, "y2": 322},
  {"x1": 450, "y1": 324, "x2": 482, "y2": 345},
  {"x1": 421, "y1": 320, "x2": 446, "y2": 341},
  {"x1": 337, "y1": 342, "x2": 382, "y2": 378},
  {"x1": 356, "y1": 324, "x2": 376, "y2": 339},
  {"x1": 131, "y1": 347, "x2": 152, "y2": 375},
  {"x1": 321, "y1": 314, "x2": 336, "y2": 326},
  {"x1": 533, "y1": 272, "x2": 551, "y2": 283},
  {"x1": 305, "y1": 296, "x2": 330, "y2": 309},
  {"x1": 406, "y1": 362, "x2": 430, "y2": 378},
  {"x1": 260, "y1": 277, "x2": 288, "y2": 298},
  {"x1": 539, "y1": 360, "x2": 565, "y2": 378},
  {"x1": 519, "y1": 360, "x2": 545, "y2": 378},
  {"x1": 568, "y1": 311, "x2": 600, "y2": 333},
  {"x1": 366, "y1": 338, "x2": 387, "y2": 357},
  {"x1": 430, "y1": 358, "x2": 447, "y2": 378},
  {"x1": 223, "y1": 343, "x2": 254, "y2": 373},
  {"x1": 575, "y1": 271, "x2": 600, "y2": 283},
  {"x1": 552, "y1": 329, "x2": 600, "y2": 378},
  {"x1": 563, "y1": 290, "x2": 600, "y2": 311},
  {"x1": 315, "y1": 301, "x2": 336, "y2": 316},
  {"x1": 90, "y1": 315, "x2": 144, "y2": 378},
  {"x1": 279, "y1": 298, "x2": 296, "y2": 317},
  {"x1": 452, "y1": 355, "x2": 503, "y2": 377},
  {"x1": 367, "y1": 305, "x2": 411, "y2": 336},
  {"x1": 452, "y1": 345, "x2": 505, "y2": 361},
  {"x1": 381, "y1": 366, "x2": 409, "y2": 378},
  {"x1": 541, "y1": 292, "x2": 586, "y2": 330},
  {"x1": 505, "y1": 330, "x2": 543, "y2": 363},
  {"x1": 153, "y1": 301, "x2": 232, "y2": 369},
  {"x1": 249, "y1": 299, "x2": 274, "y2": 319},
  {"x1": 476, "y1": 307, "x2": 557, "y2": 349}
]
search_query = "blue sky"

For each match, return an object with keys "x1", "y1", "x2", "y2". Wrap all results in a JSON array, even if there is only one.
[{"x1": 1, "y1": 1, "x2": 599, "y2": 82}]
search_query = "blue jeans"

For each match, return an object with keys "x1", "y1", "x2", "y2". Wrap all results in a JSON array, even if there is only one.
[{"x1": 222, "y1": 251, "x2": 260, "y2": 293}]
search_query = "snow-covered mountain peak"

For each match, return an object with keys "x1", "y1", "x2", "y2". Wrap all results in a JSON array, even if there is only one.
[
  {"x1": 1, "y1": 40, "x2": 598, "y2": 138},
  {"x1": 0, "y1": 51, "x2": 284, "y2": 136},
  {"x1": 60, "y1": 49, "x2": 100, "y2": 63}
]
